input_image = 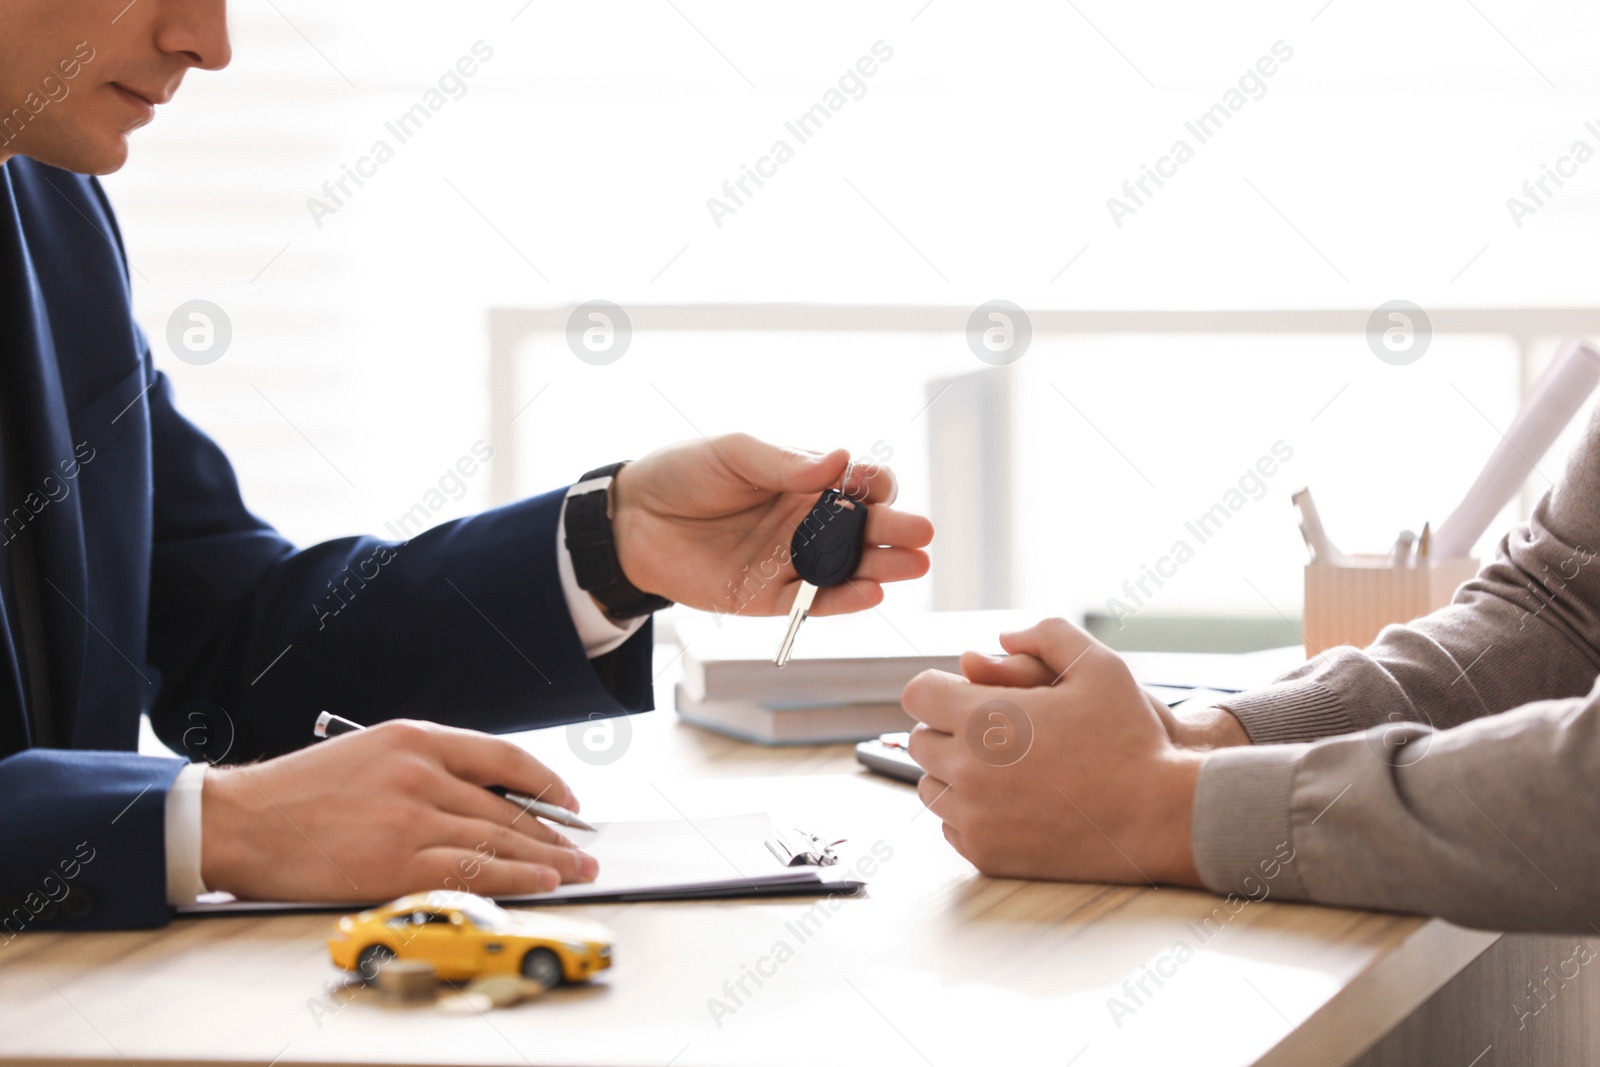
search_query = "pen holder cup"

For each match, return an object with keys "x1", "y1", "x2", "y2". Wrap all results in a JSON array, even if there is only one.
[{"x1": 1303, "y1": 555, "x2": 1480, "y2": 658}]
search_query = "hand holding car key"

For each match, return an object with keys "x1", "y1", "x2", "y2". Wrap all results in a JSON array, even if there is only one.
[{"x1": 775, "y1": 461, "x2": 872, "y2": 666}]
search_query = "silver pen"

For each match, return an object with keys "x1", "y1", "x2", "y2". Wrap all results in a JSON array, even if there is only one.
[{"x1": 312, "y1": 710, "x2": 596, "y2": 832}]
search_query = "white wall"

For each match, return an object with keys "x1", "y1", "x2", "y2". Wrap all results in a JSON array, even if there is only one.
[{"x1": 103, "y1": 0, "x2": 1600, "y2": 622}]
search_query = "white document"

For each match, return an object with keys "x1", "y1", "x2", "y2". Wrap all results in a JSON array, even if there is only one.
[
  {"x1": 179, "y1": 813, "x2": 860, "y2": 915},
  {"x1": 512, "y1": 813, "x2": 852, "y2": 904}
]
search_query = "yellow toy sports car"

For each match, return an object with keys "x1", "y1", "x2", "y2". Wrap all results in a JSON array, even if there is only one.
[{"x1": 327, "y1": 891, "x2": 614, "y2": 988}]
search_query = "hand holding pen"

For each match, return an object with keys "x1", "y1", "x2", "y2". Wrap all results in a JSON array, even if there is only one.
[
  {"x1": 195, "y1": 713, "x2": 599, "y2": 903},
  {"x1": 314, "y1": 711, "x2": 596, "y2": 832}
]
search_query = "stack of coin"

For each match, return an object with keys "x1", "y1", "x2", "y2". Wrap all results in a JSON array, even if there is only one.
[{"x1": 375, "y1": 960, "x2": 438, "y2": 1002}]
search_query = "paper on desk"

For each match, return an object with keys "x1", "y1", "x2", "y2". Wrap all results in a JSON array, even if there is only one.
[
  {"x1": 1121, "y1": 646, "x2": 1304, "y2": 694},
  {"x1": 505, "y1": 813, "x2": 854, "y2": 904},
  {"x1": 179, "y1": 813, "x2": 861, "y2": 915}
]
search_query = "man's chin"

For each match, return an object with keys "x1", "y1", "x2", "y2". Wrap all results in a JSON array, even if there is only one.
[
  {"x1": 64, "y1": 134, "x2": 131, "y2": 176},
  {"x1": 15, "y1": 130, "x2": 131, "y2": 176}
]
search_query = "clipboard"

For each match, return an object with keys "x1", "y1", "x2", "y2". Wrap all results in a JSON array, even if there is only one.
[{"x1": 179, "y1": 813, "x2": 866, "y2": 915}]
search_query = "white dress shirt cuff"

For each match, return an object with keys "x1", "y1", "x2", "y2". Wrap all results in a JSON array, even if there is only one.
[
  {"x1": 164, "y1": 761, "x2": 209, "y2": 907},
  {"x1": 557, "y1": 497, "x2": 647, "y2": 658}
]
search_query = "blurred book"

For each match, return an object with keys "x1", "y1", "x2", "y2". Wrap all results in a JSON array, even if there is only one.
[{"x1": 675, "y1": 684, "x2": 913, "y2": 745}]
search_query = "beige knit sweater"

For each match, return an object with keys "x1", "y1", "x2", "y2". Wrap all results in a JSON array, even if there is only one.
[{"x1": 1192, "y1": 405, "x2": 1600, "y2": 933}]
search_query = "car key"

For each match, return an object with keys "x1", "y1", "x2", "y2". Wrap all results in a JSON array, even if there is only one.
[{"x1": 774, "y1": 477, "x2": 870, "y2": 667}]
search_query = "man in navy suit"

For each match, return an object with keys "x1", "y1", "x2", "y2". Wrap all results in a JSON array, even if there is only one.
[{"x1": 0, "y1": 0, "x2": 933, "y2": 931}]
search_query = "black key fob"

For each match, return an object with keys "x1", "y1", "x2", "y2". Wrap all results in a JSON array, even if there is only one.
[{"x1": 790, "y1": 488, "x2": 869, "y2": 587}]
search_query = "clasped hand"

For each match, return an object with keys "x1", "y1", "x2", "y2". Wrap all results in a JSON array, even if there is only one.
[{"x1": 903, "y1": 617, "x2": 1252, "y2": 889}]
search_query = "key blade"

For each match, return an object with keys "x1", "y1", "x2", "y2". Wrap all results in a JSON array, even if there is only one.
[{"x1": 774, "y1": 582, "x2": 820, "y2": 667}]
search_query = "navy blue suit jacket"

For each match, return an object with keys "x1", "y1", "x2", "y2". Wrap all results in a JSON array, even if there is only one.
[{"x1": 0, "y1": 158, "x2": 653, "y2": 932}]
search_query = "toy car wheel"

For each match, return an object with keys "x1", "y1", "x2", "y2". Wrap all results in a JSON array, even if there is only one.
[
  {"x1": 356, "y1": 944, "x2": 396, "y2": 982},
  {"x1": 520, "y1": 947, "x2": 563, "y2": 987}
]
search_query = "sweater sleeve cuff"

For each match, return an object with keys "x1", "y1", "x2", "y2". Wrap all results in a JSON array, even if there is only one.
[
  {"x1": 1219, "y1": 679, "x2": 1355, "y2": 744},
  {"x1": 1192, "y1": 744, "x2": 1311, "y2": 900}
]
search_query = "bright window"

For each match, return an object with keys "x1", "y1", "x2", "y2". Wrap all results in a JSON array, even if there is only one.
[{"x1": 104, "y1": 1, "x2": 1600, "y2": 634}]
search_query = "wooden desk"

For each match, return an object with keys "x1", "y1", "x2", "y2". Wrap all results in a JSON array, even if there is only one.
[{"x1": 0, "y1": 705, "x2": 1529, "y2": 1067}]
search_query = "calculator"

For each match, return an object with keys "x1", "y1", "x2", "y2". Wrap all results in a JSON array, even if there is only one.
[{"x1": 855, "y1": 732, "x2": 923, "y2": 783}]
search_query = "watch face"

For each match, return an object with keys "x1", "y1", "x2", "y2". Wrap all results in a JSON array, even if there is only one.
[
  {"x1": 565, "y1": 462, "x2": 665, "y2": 614},
  {"x1": 565, "y1": 477, "x2": 624, "y2": 593}
]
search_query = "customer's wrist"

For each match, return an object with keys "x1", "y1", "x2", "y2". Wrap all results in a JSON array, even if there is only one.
[
  {"x1": 1171, "y1": 704, "x2": 1253, "y2": 750},
  {"x1": 1149, "y1": 751, "x2": 1205, "y2": 887}
]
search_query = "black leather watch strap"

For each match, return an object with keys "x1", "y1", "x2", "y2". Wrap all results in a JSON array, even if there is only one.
[{"x1": 564, "y1": 462, "x2": 673, "y2": 620}]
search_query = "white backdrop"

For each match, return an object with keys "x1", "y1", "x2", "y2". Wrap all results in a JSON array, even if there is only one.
[{"x1": 102, "y1": 0, "x2": 1600, "y2": 623}]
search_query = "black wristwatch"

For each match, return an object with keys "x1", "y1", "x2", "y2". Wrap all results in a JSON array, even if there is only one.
[{"x1": 564, "y1": 462, "x2": 673, "y2": 620}]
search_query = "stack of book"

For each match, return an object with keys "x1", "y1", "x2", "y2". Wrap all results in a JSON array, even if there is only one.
[{"x1": 673, "y1": 609, "x2": 1044, "y2": 746}]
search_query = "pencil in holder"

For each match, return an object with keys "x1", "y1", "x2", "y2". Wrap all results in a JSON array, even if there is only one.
[{"x1": 1303, "y1": 554, "x2": 1478, "y2": 658}]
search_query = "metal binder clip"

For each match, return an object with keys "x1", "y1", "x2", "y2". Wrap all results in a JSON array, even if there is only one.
[{"x1": 764, "y1": 827, "x2": 845, "y2": 867}]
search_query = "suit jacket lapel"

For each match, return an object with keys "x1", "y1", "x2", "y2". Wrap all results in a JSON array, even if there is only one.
[{"x1": 0, "y1": 163, "x2": 89, "y2": 749}]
